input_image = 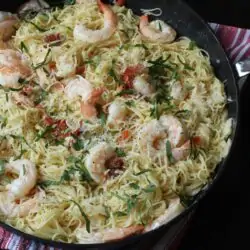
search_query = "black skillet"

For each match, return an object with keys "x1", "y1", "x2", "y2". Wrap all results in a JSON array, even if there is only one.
[{"x1": 0, "y1": 0, "x2": 244, "y2": 249}]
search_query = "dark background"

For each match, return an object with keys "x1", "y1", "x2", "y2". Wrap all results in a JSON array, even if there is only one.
[{"x1": 1, "y1": 1, "x2": 250, "y2": 249}]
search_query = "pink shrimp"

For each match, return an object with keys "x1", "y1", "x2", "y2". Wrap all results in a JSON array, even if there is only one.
[
  {"x1": 139, "y1": 15, "x2": 176, "y2": 44},
  {"x1": 74, "y1": 0, "x2": 118, "y2": 43}
]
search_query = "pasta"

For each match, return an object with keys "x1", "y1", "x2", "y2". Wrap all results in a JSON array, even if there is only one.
[{"x1": 0, "y1": 0, "x2": 232, "y2": 243}]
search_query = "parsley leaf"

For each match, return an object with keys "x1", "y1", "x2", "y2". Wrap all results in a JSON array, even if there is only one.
[
  {"x1": 72, "y1": 137, "x2": 85, "y2": 151},
  {"x1": 143, "y1": 184, "x2": 156, "y2": 193},
  {"x1": 20, "y1": 42, "x2": 29, "y2": 54},
  {"x1": 24, "y1": 19, "x2": 48, "y2": 32},
  {"x1": 0, "y1": 160, "x2": 6, "y2": 175},
  {"x1": 116, "y1": 89, "x2": 136, "y2": 96},
  {"x1": 129, "y1": 182, "x2": 140, "y2": 190},
  {"x1": 32, "y1": 49, "x2": 52, "y2": 70},
  {"x1": 166, "y1": 140, "x2": 175, "y2": 164},
  {"x1": 115, "y1": 148, "x2": 126, "y2": 157},
  {"x1": 71, "y1": 200, "x2": 90, "y2": 233},
  {"x1": 133, "y1": 169, "x2": 151, "y2": 176}
]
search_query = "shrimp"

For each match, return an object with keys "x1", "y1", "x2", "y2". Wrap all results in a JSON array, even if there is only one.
[
  {"x1": 139, "y1": 15, "x2": 176, "y2": 44},
  {"x1": 107, "y1": 100, "x2": 127, "y2": 127},
  {"x1": 11, "y1": 92, "x2": 34, "y2": 107},
  {"x1": 172, "y1": 140, "x2": 191, "y2": 161},
  {"x1": 0, "y1": 49, "x2": 31, "y2": 88},
  {"x1": 0, "y1": 159, "x2": 38, "y2": 217},
  {"x1": 4, "y1": 159, "x2": 37, "y2": 198},
  {"x1": 159, "y1": 115, "x2": 187, "y2": 147},
  {"x1": 139, "y1": 115, "x2": 190, "y2": 162},
  {"x1": 64, "y1": 76, "x2": 93, "y2": 101},
  {"x1": 85, "y1": 142, "x2": 116, "y2": 183},
  {"x1": 76, "y1": 225, "x2": 144, "y2": 243},
  {"x1": 64, "y1": 76, "x2": 104, "y2": 119},
  {"x1": 170, "y1": 81, "x2": 187, "y2": 101},
  {"x1": 133, "y1": 75, "x2": 155, "y2": 96},
  {"x1": 0, "y1": 192, "x2": 38, "y2": 217},
  {"x1": 144, "y1": 198, "x2": 184, "y2": 232},
  {"x1": 0, "y1": 11, "x2": 18, "y2": 48},
  {"x1": 74, "y1": 0, "x2": 118, "y2": 43}
]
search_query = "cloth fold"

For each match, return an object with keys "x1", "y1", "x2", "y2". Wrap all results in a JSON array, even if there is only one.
[{"x1": 1, "y1": 23, "x2": 249, "y2": 250}]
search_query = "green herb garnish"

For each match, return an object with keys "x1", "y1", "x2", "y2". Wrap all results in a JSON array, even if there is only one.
[
  {"x1": 143, "y1": 184, "x2": 156, "y2": 193},
  {"x1": 0, "y1": 160, "x2": 5, "y2": 175},
  {"x1": 114, "y1": 211, "x2": 127, "y2": 217},
  {"x1": 115, "y1": 148, "x2": 126, "y2": 157},
  {"x1": 158, "y1": 22, "x2": 162, "y2": 31},
  {"x1": 150, "y1": 100, "x2": 159, "y2": 120},
  {"x1": 188, "y1": 40, "x2": 197, "y2": 50},
  {"x1": 125, "y1": 100, "x2": 136, "y2": 107},
  {"x1": 20, "y1": 42, "x2": 29, "y2": 54},
  {"x1": 35, "y1": 125, "x2": 54, "y2": 142},
  {"x1": 108, "y1": 68, "x2": 123, "y2": 85},
  {"x1": 116, "y1": 89, "x2": 136, "y2": 96},
  {"x1": 24, "y1": 19, "x2": 48, "y2": 32},
  {"x1": 166, "y1": 140, "x2": 175, "y2": 164},
  {"x1": 129, "y1": 182, "x2": 140, "y2": 190},
  {"x1": 32, "y1": 49, "x2": 52, "y2": 70},
  {"x1": 175, "y1": 109, "x2": 191, "y2": 119},
  {"x1": 71, "y1": 200, "x2": 90, "y2": 233},
  {"x1": 133, "y1": 169, "x2": 151, "y2": 176},
  {"x1": 177, "y1": 56, "x2": 194, "y2": 71},
  {"x1": 120, "y1": 44, "x2": 148, "y2": 51},
  {"x1": 72, "y1": 137, "x2": 85, "y2": 151}
]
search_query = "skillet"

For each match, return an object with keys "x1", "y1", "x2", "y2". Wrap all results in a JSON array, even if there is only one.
[{"x1": 0, "y1": 0, "x2": 243, "y2": 249}]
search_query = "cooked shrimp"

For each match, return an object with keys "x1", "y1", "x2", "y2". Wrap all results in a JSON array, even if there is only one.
[
  {"x1": 0, "y1": 49, "x2": 31, "y2": 88},
  {"x1": 4, "y1": 159, "x2": 37, "y2": 198},
  {"x1": 85, "y1": 142, "x2": 116, "y2": 183},
  {"x1": 0, "y1": 192, "x2": 38, "y2": 217},
  {"x1": 64, "y1": 76, "x2": 93, "y2": 101},
  {"x1": 170, "y1": 81, "x2": 187, "y2": 101},
  {"x1": 159, "y1": 115, "x2": 187, "y2": 147},
  {"x1": 139, "y1": 115, "x2": 190, "y2": 162},
  {"x1": 0, "y1": 12, "x2": 18, "y2": 46},
  {"x1": 139, "y1": 16, "x2": 176, "y2": 44},
  {"x1": 107, "y1": 100, "x2": 127, "y2": 126},
  {"x1": 172, "y1": 140, "x2": 191, "y2": 161},
  {"x1": 145, "y1": 198, "x2": 184, "y2": 232},
  {"x1": 195, "y1": 123, "x2": 211, "y2": 148},
  {"x1": 74, "y1": 0, "x2": 118, "y2": 43},
  {"x1": 11, "y1": 92, "x2": 34, "y2": 107},
  {"x1": 76, "y1": 225, "x2": 144, "y2": 243},
  {"x1": 133, "y1": 75, "x2": 155, "y2": 96},
  {"x1": 139, "y1": 119, "x2": 166, "y2": 158},
  {"x1": 65, "y1": 76, "x2": 104, "y2": 119},
  {"x1": 102, "y1": 225, "x2": 144, "y2": 242}
]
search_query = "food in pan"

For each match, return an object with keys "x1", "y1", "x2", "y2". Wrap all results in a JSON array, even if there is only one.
[{"x1": 0, "y1": 0, "x2": 232, "y2": 243}]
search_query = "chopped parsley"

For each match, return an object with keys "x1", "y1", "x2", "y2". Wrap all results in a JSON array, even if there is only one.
[
  {"x1": 133, "y1": 169, "x2": 151, "y2": 176},
  {"x1": 166, "y1": 140, "x2": 175, "y2": 164},
  {"x1": 72, "y1": 136, "x2": 85, "y2": 151},
  {"x1": 32, "y1": 49, "x2": 52, "y2": 70},
  {"x1": 116, "y1": 89, "x2": 136, "y2": 96},
  {"x1": 24, "y1": 19, "x2": 48, "y2": 32},
  {"x1": 129, "y1": 182, "x2": 140, "y2": 190},
  {"x1": 188, "y1": 40, "x2": 197, "y2": 50},
  {"x1": 0, "y1": 160, "x2": 6, "y2": 175},
  {"x1": 115, "y1": 148, "x2": 126, "y2": 157},
  {"x1": 20, "y1": 42, "x2": 29, "y2": 54},
  {"x1": 143, "y1": 184, "x2": 156, "y2": 193},
  {"x1": 71, "y1": 200, "x2": 90, "y2": 233}
]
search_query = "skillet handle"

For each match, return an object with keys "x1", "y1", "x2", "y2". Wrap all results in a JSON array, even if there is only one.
[{"x1": 235, "y1": 59, "x2": 250, "y2": 91}]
